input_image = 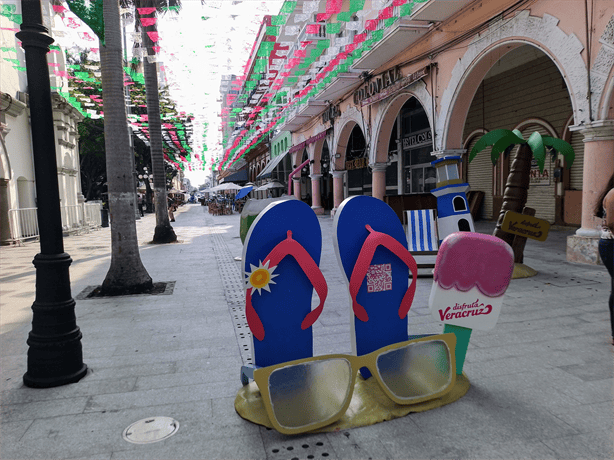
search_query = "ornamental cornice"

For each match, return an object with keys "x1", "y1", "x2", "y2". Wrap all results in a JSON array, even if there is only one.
[
  {"x1": 58, "y1": 167, "x2": 78, "y2": 176},
  {"x1": 370, "y1": 162, "x2": 388, "y2": 172},
  {"x1": 51, "y1": 92, "x2": 85, "y2": 122},
  {"x1": 0, "y1": 122, "x2": 10, "y2": 137},
  {"x1": 0, "y1": 92, "x2": 27, "y2": 117},
  {"x1": 569, "y1": 120, "x2": 614, "y2": 141},
  {"x1": 58, "y1": 138, "x2": 76, "y2": 149}
]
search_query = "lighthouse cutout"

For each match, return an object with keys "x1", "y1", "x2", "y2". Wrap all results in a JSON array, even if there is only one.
[{"x1": 430, "y1": 156, "x2": 475, "y2": 243}]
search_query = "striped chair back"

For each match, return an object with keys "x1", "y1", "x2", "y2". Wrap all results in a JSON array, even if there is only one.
[{"x1": 405, "y1": 209, "x2": 439, "y2": 269}]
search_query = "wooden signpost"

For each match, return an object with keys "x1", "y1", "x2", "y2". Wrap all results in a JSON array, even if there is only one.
[
  {"x1": 501, "y1": 210, "x2": 550, "y2": 242},
  {"x1": 501, "y1": 208, "x2": 550, "y2": 264}
]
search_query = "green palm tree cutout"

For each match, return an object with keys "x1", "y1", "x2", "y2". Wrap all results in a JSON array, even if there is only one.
[{"x1": 469, "y1": 129, "x2": 574, "y2": 262}]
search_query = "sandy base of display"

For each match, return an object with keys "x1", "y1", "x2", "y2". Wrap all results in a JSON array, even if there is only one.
[
  {"x1": 235, "y1": 373, "x2": 470, "y2": 434},
  {"x1": 512, "y1": 263, "x2": 538, "y2": 279}
]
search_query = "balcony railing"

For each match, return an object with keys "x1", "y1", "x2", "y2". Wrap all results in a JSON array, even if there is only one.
[
  {"x1": 7, "y1": 202, "x2": 103, "y2": 243},
  {"x1": 298, "y1": 23, "x2": 327, "y2": 42}
]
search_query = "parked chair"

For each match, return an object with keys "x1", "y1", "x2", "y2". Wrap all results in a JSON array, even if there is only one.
[{"x1": 405, "y1": 209, "x2": 439, "y2": 270}]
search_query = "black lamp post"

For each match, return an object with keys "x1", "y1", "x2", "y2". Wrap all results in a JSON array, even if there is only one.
[{"x1": 17, "y1": 0, "x2": 87, "y2": 388}]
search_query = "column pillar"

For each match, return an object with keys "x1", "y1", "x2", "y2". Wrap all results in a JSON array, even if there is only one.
[
  {"x1": 293, "y1": 177, "x2": 301, "y2": 200},
  {"x1": 310, "y1": 173, "x2": 324, "y2": 214},
  {"x1": 332, "y1": 170, "x2": 346, "y2": 216},
  {"x1": 567, "y1": 120, "x2": 614, "y2": 264},
  {"x1": 371, "y1": 163, "x2": 388, "y2": 201},
  {"x1": 0, "y1": 179, "x2": 11, "y2": 244}
]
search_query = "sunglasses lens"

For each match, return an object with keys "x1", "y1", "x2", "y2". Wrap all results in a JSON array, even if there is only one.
[
  {"x1": 268, "y1": 358, "x2": 352, "y2": 430},
  {"x1": 376, "y1": 340, "x2": 452, "y2": 401}
]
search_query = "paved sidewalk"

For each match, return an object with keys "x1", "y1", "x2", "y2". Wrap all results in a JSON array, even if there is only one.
[{"x1": 0, "y1": 204, "x2": 612, "y2": 459}]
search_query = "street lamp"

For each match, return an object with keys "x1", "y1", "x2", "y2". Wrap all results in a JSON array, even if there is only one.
[{"x1": 17, "y1": 0, "x2": 86, "y2": 387}]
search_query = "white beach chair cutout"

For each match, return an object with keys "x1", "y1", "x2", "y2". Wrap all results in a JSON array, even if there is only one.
[{"x1": 404, "y1": 209, "x2": 439, "y2": 270}]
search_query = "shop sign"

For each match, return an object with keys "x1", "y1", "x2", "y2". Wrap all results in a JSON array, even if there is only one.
[
  {"x1": 322, "y1": 104, "x2": 340, "y2": 124},
  {"x1": 501, "y1": 211, "x2": 550, "y2": 242},
  {"x1": 358, "y1": 66, "x2": 429, "y2": 107},
  {"x1": 530, "y1": 158, "x2": 551, "y2": 186},
  {"x1": 402, "y1": 130, "x2": 432, "y2": 150},
  {"x1": 346, "y1": 157, "x2": 369, "y2": 170},
  {"x1": 353, "y1": 67, "x2": 403, "y2": 106},
  {"x1": 288, "y1": 130, "x2": 328, "y2": 154}
]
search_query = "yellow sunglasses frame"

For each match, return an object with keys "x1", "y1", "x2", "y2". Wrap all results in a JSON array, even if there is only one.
[{"x1": 250, "y1": 333, "x2": 457, "y2": 435}]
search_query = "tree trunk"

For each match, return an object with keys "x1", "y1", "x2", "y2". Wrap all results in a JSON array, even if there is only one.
[
  {"x1": 493, "y1": 143, "x2": 533, "y2": 248},
  {"x1": 139, "y1": 4, "x2": 176, "y2": 243},
  {"x1": 99, "y1": 0, "x2": 152, "y2": 295}
]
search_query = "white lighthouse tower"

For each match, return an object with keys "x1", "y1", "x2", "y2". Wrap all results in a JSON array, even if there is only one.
[{"x1": 430, "y1": 156, "x2": 475, "y2": 243}]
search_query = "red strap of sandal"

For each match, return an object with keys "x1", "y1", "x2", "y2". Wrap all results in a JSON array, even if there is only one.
[
  {"x1": 246, "y1": 230, "x2": 328, "y2": 341},
  {"x1": 349, "y1": 225, "x2": 418, "y2": 322}
]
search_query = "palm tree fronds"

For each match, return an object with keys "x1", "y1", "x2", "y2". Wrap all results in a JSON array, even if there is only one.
[
  {"x1": 527, "y1": 131, "x2": 546, "y2": 173},
  {"x1": 489, "y1": 132, "x2": 525, "y2": 165},
  {"x1": 469, "y1": 129, "x2": 525, "y2": 163},
  {"x1": 66, "y1": 0, "x2": 105, "y2": 43},
  {"x1": 542, "y1": 136, "x2": 575, "y2": 169}
]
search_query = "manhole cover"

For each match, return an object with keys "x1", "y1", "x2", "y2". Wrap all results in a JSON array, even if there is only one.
[{"x1": 122, "y1": 417, "x2": 179, "y2": 444}]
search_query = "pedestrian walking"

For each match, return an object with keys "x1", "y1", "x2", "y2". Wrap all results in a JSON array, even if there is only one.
[
  {"x1": 595, "y1": 174, "x2": 614, "y2": 345},
  {"x1": 137, "y1": 193, "x2": 144, "y2": 217},
  {"x1": 168, "y1": 195, "x2": 175, "y2": 222}
]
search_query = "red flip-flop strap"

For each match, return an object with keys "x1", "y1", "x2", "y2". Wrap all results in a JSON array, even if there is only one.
[
  {"x1": 265, "y1": 239, "x2": 328, "y2": 330},
  {"x1": 373, "y1": 234, "x2": 418, "y2": 319},
  {"x1": 349, "y1": 233, "x2": 378, "y2": 322},
  {"x1": 348, "y1": 229, "x2": 418, "y2": 322},
  {"x1": 245, "y1": 288, "x2": 265, "y2": 341}
]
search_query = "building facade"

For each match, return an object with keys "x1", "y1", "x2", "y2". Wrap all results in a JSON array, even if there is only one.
[{"x1": 1, "y1": 1, "x2": 100, "y2": 244}]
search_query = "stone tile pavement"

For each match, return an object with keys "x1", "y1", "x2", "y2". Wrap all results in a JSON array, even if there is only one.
[{"x1": 0, "y1": 203, "x2": 612, "y2": 459}]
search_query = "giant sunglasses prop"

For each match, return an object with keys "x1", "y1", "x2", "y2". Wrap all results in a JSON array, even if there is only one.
[{"x1": 241, "y1": 333, "x2": 456, "y2": 435}]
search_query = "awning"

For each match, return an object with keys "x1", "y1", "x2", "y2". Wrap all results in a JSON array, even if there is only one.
[
  {"x1": 257, "y1": 151, "x2": 289, "y2": 180},
  {"x1": 222, "y1": 167, "x2": 248, "y2": 183}
]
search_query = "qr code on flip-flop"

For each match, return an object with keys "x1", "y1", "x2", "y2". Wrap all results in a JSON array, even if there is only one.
[{"x1": 367, "y1": 264, "x2": 392, "y2": 293}]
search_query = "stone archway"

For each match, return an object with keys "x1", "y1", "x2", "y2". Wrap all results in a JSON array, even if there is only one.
[
  {"x1": 330, "y1": 112, "x2": 368, "y2": 210},
  {"x1": 331, "y1": 107, "x2": 365, "y2": 171},
  {"x1": 439, "y1": 11, "x2": 590, "y2": 151},
  {"x1": 371, "y1": 80, "x2": 433, "y2": 164},
  {"x1": 592, "y1": 14, "x2": 614, "y2": 120}
]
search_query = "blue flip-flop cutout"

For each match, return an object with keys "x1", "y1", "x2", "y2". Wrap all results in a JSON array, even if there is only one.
[
  {"x1": 333, "y1": 196, "x2": 412, "y2": 374},
  {"x1": 243, "y1": 199, "x2": 323, "y2": 368}
]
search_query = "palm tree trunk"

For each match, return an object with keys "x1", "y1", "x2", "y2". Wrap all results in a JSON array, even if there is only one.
[
  {"x1": 139, "y1": 2, "x2": 176, "y2": 243},
  {"x1": 100, "y1": 0, "x2": 152, "y2": 295},
  {"x1": 494, "y1": 143, "x2": 533, "y2": 249}
]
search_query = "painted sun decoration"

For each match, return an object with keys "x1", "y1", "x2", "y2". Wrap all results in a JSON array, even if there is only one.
[{"x1": 245, "y1": 260, "x2": 278, "y2": 295}]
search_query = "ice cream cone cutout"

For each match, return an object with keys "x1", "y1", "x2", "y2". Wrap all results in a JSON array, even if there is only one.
[{"x1": 429, "y1": 232, "x2": 514, "y2": 374}]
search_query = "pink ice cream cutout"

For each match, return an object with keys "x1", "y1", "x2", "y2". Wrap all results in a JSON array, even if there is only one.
[{"x1": 429, "y1": 232, "x2": 514, "y2": 331}]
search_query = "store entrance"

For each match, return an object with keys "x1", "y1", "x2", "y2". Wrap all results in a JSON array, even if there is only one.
[
  {"x1": 399, "y1": 98, "x2": 436, "y2": 195},
  {"x1": 346, "y1": 125, "x2": 370, "y2": 196},
  {"x1": 320, "y1": 140, "x2": 333, "y2": 210}
]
